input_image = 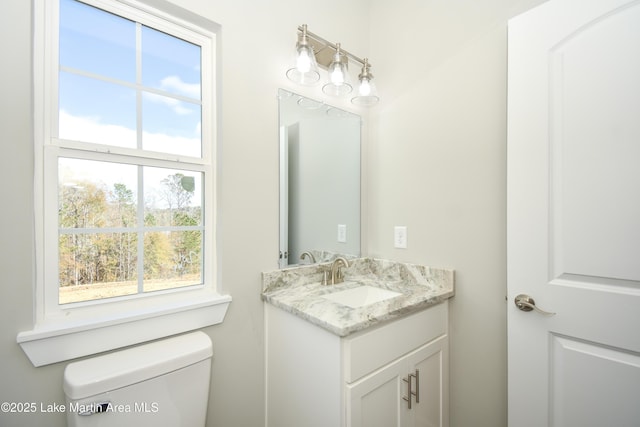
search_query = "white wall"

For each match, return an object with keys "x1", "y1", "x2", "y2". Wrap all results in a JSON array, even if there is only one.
[
  {"x1": 288, "y1": 118, "x2": 360, "y2": 260},
  {"x1": 366, "y1": 1, "x2": 545, "y2": 426}
]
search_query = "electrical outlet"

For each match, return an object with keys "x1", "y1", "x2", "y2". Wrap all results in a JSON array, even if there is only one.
[
  {"x1": 394, "y1": 226, "x2": 407, "y2": 249},
  {"x1": 337, "y1": 224, "x2": 347, "y2": 243}
]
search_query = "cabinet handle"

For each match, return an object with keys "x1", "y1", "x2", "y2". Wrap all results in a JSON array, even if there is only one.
[
  {"x1": 403, "y1": 374, "x2": 413, "y2": 409},
  {"x1": 414, "y1": 369, "x2": 420, "y2": 403},
  {"x1": 403, "y1": 371, "x2": 418, "y2": 409}
]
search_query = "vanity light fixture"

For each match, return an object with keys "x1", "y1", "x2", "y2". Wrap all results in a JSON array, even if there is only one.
[{"x1": 286, "y1": 24, "x2": 379, "y2": 106}]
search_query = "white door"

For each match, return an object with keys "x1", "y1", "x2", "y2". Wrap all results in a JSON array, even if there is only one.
[{"x1": 507, "y1": 0, "x2": 640, "y2": 426}]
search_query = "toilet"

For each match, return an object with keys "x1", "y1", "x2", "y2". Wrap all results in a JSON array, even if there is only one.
[{"x1": 63, "y1": 331, "x2": 213, "y2": 427}]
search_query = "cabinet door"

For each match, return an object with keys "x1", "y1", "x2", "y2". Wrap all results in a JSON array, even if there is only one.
[
  {"x1": 406, "y1": 335, "x2": 448, "y2": 427},
  {"x1": 346, "y1": 356, "x2": 408, "y2": 427}
]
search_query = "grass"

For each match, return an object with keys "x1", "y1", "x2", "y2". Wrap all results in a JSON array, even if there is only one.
[{"x1": 59, "y1": 274, "x2": 201, "y2": 304}]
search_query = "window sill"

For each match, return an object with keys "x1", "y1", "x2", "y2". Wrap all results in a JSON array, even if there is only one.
[{"x1": 17, "y1": 292, "x2": 231, "y2": 367}]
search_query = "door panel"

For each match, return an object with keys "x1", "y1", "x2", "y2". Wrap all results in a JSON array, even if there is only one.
[
  {"x1": 409, "y1": 336, "x2": 448, "y2": 427},
  {"x1": 347, "y1": 357, "x2": 405, "y2": 427},
  {"x1": 550, "y1": 335, "x2": 640, "y2": 427},
  {"x1": 549, "y1": 2, "x2": 640, "y2": 282},
  {"x1": 507, "y1": 0, "x2": 640, "y2": 425}
]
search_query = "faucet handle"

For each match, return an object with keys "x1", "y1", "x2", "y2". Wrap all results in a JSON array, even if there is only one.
[
  {"x1": 322, "y1": 269, "x2": 329, "y2": 286},
  {"x1": 336, "y1": 264, "x2": 345, "y2": 281}
]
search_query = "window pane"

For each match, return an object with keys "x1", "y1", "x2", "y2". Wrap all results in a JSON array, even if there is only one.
[
  {"x1": 141, "y1": 26, "x2": 201, "y2": 99},
  {"x1": 143, "y1": 231, "x2": 202, "y2": 292},
  {"x1": 143, "y1": 167, "x2": 202, "y2": 227},
  {"x1": 59, "y1": 232, "x2": 138, "y2": 304},
  {"x1": 59, "y1": 71, "x2": 137, "y2": 148},
  {"x1": 142, "y1": 93, "x2": 202, "y2": 156},
  {"x1": 59, "y1": 158, "x2": 138, "y2": 228},
  {"x1": 59, "y1": 0, "x2": 136, "y2": 82}
]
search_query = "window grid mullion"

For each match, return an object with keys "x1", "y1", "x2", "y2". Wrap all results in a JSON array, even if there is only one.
[
  {"x1": 136, "y1": 22, "x2": 143, "y2": 151},
  {"x1": 58, "y1": 65, "x2": 202, "y2": 105},
  {"x1": 58, "y1": 225, "x2": 204, "y2": 235},
  {"x1": 137, "y1": 165, "x2": 145, "y2": 294},
  {"x1": 135, "y1": 23, "x2": 144, "y2": 295}
]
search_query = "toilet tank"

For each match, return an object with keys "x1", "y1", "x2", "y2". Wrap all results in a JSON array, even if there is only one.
[{"x1": 63, "y1": 331, "x2": 213, "y2": 427}]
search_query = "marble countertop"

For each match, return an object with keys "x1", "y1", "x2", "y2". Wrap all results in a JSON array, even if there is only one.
[{"x1": 261, "y1": 258, "x2": 454, "y2": 337}]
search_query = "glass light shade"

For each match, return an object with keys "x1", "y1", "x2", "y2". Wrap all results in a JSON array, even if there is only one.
[
  {"x1": 322, "y1": 57, "x2": 352, "y2": 96},
  {"x1": 351, "y1": 77, "x2": 379, "y2": 106},
  {"x1": 286, "y1": 43, "x2": 320, "y2": 85}
]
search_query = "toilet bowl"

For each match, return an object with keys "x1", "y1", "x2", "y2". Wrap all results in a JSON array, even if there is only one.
[{"x1": 63, "y1": 331, "x2": 213, "y2": 427}]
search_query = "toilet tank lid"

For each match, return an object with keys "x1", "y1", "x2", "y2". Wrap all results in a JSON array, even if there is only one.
[{"x1": 63, "y1": 331, "x2": 213, "y2": 400}]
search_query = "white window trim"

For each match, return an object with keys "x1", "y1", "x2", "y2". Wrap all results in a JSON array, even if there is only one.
[{"x1": 18, "y1": 0, "x2": 230, "y2": 367}]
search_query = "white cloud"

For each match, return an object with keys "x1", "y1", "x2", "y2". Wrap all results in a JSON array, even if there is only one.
[
  {"x1": 59, "y1": 110, "x2": 200, "y2": 157},
  {"x1": 59, "y1": 110, "x2": 136, "y2": 148},
  {"x1": 143, "y1": 92, "x2": 194, "y2": 116},
  {"x1": 160, "y1": 75, "x2": 200, "y2": 99},
  {"x1": 140, "y1": 76, "x2": 200, "y2": 116}
]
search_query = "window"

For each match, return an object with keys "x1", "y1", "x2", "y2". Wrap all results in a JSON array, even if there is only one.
[{"x1": 18, "y1": 0, "x2": 230, "y2": 367}]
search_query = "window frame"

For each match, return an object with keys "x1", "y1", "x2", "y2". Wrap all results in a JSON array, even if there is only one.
[{"x1": 18, "y1": 0, "x2": 230, "y2": 367}]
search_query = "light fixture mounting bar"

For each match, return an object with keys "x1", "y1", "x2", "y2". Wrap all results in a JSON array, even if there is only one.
[{"x1": 297, "y1": 25, "x2": 369, "y2": 69}]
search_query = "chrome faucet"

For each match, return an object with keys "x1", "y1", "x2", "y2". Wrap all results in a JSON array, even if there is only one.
[
  {"x1": 330, "y1": 257, "x2": 350, "y2": 285},
  {"x1": 300, "y1": 251, "x2": 316, "y2": 264}
]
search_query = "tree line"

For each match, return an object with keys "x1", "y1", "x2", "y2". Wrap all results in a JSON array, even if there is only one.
[{"x1": 58, "y1": 173, "x2": 201, "y2": 288}]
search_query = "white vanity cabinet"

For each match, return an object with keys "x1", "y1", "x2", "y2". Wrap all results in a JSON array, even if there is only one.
[
  {"x1": 347, "y1": 334, "x2": 447, "y2": 427},
  {"x1": 265, "y1": 301, "x2": 449, "y2": 427}
]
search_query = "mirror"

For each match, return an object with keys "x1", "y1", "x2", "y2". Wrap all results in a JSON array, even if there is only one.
[{"x1": 278, "y1": 88, "x2": 361, "y2": 268}]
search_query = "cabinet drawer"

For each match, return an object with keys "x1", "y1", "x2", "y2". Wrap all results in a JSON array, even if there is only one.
[{"x1": 343, "y1": 302, "x2": 447, "y2": 383}]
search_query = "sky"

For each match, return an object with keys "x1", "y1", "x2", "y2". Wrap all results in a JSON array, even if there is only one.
[
  {"x1": 58, "y1": 0, "x2": 202, "y2": 155},
  {"x1": 57, "y1": 0, "x2": 204, "y2": 211}
]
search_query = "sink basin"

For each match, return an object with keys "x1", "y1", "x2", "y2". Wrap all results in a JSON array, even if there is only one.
[{"x1": 322, "y1": 285, "x2": 402, "y2": 308}]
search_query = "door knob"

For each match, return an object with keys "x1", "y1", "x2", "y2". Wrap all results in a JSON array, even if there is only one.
[{"x1": 514, "y1": 294, "x2": 556, "y2": 316}]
